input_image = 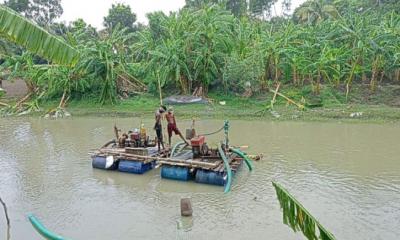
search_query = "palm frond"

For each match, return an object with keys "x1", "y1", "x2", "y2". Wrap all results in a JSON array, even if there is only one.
[
  {"x1": 0, "y1": 5, "x2": 79, "y2": 66},
  {"x1": 272, "y1": 181, "x2": 336, "y2": 240}
]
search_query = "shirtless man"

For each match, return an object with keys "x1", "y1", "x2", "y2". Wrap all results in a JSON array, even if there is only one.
[
  {"x1": 154, "y1": 105, "x2": 167, "y2": 151},
  {"x1": 165, "y1": 106, "x2": 188, "y2": 146}
]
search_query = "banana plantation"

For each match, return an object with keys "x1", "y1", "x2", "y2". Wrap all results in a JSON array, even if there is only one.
[{"x1": 0, "y1": 0, "x2": 400, "y2": 114}]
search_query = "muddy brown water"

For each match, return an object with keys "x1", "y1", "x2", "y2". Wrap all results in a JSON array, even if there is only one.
[{"x1": 0, "y1": 117, "x2": 399, "y2": 240}]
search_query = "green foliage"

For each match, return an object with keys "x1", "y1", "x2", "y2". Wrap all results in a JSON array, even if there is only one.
[
  {"x1": 2, "y1": 0, "x2": 400, "y2": 109},
  {"x1": 104, "y1": 3, "x2": 137, "y2": 32},
  {"x1": 0, "y1": 88, "x2": 4, "y2": 98},
  {"x1": 0, "y1": 5, "x2": 80, "y2": 66},
  {"x1": 132, "y1": 3, "x2": 400, "y2": 98},
  {"x1": 185, "y1": 0, "x2": 278, "y2": 18},
  {"x1": 133, "y1": 5, "x2": 235, "y2": 94},
  {"x1": 272, "y1": 181, "x2": 336, "y2": 240},
  {"x1": 293, "y1": 0, "x2": 339, "y2": 24}
]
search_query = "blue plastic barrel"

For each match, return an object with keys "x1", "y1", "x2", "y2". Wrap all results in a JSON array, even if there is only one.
[
  {"x1": 92, "y1": 156, "x2": 118, "y2": 170},
  {"x1": 118, "y1": 160, "x2": 154, "y2": 174},
  {"x1": 195, "y1": 169, "x2": 226, "y2": 186},
  {"x1": 161, "y1": 166, "x2": 190, "y2": 181}
]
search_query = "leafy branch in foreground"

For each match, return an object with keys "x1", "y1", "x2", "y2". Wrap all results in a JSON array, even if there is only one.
[
  {"x1": 272, "y1": 181, "x2": 336, "y2": 240},
  {"x1": 0, "y1": 5, "x2": 79, "y2": 66}
]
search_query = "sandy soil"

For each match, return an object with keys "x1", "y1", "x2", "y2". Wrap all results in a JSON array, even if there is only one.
[{"x1": 1, "y1": 78, "x2": 28, "y2": 98}]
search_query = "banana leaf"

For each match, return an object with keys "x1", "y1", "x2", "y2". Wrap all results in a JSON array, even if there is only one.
[
  {"x1": 272, "y1": 181, "x2": 336, "y2": 240},
  {"x1": 0, "y1": 5, "x2": 79, "y2": 66}
]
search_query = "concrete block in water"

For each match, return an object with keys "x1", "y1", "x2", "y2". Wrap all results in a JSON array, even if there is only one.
[{"x1": 180, "y1": 198, "x2": 193, "y2": 217}]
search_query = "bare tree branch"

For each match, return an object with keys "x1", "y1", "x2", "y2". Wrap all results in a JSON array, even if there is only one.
[{"x1": 0, "y1": 196, "x2": 10, "y2": 240}]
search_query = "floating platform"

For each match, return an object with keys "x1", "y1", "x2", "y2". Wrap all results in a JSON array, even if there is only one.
[
  {"x1": 159, "y1": 144, "x2": 246, "y2": 189},
  {"x1": 161, "y1": 166, "x2": 191, "y2": 181},
  {"x1": 91, "y1": 147, "x2": 168, "y2": 174},
  {"x1": 90, "y1": 126, "x2": 257, "y2": 192}
]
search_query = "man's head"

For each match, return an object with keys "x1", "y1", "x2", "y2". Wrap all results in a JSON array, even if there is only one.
[
  {"x1": 159, "y1": 105, "x2": 167, "y2": 113},
  {"x1": 168, "y1": 106, "x2": 173, "y2": 113}
]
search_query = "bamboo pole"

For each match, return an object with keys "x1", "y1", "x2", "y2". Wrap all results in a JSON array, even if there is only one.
[
  {"x1": 157, "y1": 71, "x2": 163, "y2": 105},
  {"x1": 0, "y1": 101, "x2": 9, "y2": 107},
  {"x1": 269, "y1": 89, "x2": 304, "y2": 110},
  {"x1": 15, "y1": 92, "x2": 32, "y2": 108},
  {"x1": 92, "y1": 149, "x2": 220, "y2": 168},
  {"x1": 158, "y1": 160, "x2": 218, "y2": 169},
  {"x1": 113, "y1": 125, "x2": 119, "y2": 141},
  {"x1": 270, "y1": 82, "x2": 281, "y2": 109}
]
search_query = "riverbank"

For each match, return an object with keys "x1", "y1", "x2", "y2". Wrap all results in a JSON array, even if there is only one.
[
  {"x1": 2, "y1": 84, "x2": 400, "y2": 122},
  {"x1": 39, "y1": 95, "x2": 400, "y2": 123}
]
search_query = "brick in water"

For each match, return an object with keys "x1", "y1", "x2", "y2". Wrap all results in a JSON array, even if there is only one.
[{"x1": 180, "y1": 198, "x2": 193, "y2": 217}]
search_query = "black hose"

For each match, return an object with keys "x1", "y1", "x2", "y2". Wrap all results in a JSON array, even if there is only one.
[
  {"x1": 101, "y1": 139, "x2": 116, "y2": 148},
  {"x1": 199, "y1": 126, "x2": 224, "y2": 136}
]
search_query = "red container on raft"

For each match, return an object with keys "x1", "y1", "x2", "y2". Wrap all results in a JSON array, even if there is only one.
[
  {"x1": 191, "y1": 136, "x2": 205, "y2": 147},
  {"x1": 131, "y1": 132, "x2": 140, "y2": 140}
]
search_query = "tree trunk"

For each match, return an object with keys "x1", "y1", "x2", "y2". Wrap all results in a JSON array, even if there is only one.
[
  {"x1": 315, "y1": 70, "x2": 321, "y2": 95},
  {"x1": 362, "y1": 73, "x2": 367, "y2": 83},
  {"x1": 179, "y1": 75, "x2": 189, "y2": 95},
  {"x1": 346, "y1": 57, "x2": 359, "y2": 100},
  {"x1": 395, "y1": 69, "x2": 400, "y2": 82},
  {"x1": 370, "y1": 59, "x2": 378, "y2": 93},
  {"x1": 273, "y1": 56, "x2": 279, "y2": 82},
  {"x1": 379, "y1": 71, "x2": 384, "y2": 83}
]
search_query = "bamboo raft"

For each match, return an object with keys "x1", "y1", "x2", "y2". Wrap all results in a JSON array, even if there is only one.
[
  {"x1": 157, "y1": 135, "x2": 254, "y2": 192},
  {"x1": 90, "y1": 122, "x2": 257, "y2": 191},
  {"x1": 90, "y1": 146, "x2": 169, "y2": 174}
]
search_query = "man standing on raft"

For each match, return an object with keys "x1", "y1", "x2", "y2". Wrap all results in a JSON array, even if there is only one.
[
  {"x1": 154, "y1": 105, "x2": 167, "y2": 152},
  {"x1": 165, "y1": 106, "x2": 188, "y2": 146}
]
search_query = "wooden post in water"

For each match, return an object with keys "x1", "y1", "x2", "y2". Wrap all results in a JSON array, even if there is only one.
[{"x1": 180, "y1": 198, "x2": 193, "y2": 217}]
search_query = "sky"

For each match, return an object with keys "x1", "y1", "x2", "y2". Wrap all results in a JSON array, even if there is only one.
[
  {"x1": 1, "y1": 0, "x2": 306, "y2": 29},
  {"x1": 59, "y1": 0, "x2": 186, "y2": 29},
  {"x1": 60, "y1": 0, "x2": 306, "y2": 29}
]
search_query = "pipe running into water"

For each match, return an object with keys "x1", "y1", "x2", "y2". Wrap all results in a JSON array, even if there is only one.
[
  {"x1": 218, "y1": 144, "x2": 232, "y2": 193},
  {"x1": 230, "y1": 148, "x2": 253, "y2": 171},
  {"x1": 28, "y1": 214, "x2": 68, "y2": 240}
]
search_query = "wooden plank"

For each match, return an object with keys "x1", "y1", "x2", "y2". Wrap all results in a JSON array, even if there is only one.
[
  {"x1": 94, "y1": 149, "x2": 218, "y2": 169},
  {"x1": 159, "y1": 159, "x2": 218, "y2": 169},
  {"x1": 125, "y1": 147, "x2": 148, "y2": 156},
  {"x1": 158, "y1": 161, "x2": 214, "y2": 170}
]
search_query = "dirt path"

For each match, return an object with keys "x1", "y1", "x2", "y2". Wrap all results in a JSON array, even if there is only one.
[{"x1": 1, "y1": 78, "x2": 28, "y2": 98}]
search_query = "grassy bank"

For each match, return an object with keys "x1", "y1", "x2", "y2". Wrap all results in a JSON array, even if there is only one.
[
  {"x1": 3, "y1": 84, "x2": 400, "y2": 122},
  {"x1": 40, "y1": 84, "x2": 400, "y2": 122}
]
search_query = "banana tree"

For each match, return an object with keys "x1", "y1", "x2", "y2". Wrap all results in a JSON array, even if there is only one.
[
  {"x1": 293, "y1": 0, "x2": 339, "y2": 25},
  {"x1": 0, "y1": 5, "x2": 79, "y2": 66},
  {"x1": 133, "y1": 11, "x2": 193, "y2": 95},
  {"x1": 336, "y1": 13, "x2": 371, "y2": 99},
  {"x1": 189, "y1": 5, "x2": 235, "y2": 93}
]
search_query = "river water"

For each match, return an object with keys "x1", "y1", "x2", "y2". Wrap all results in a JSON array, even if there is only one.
[{"x1": 0, "y1": 117, "x2": 399, "y2": 240}]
